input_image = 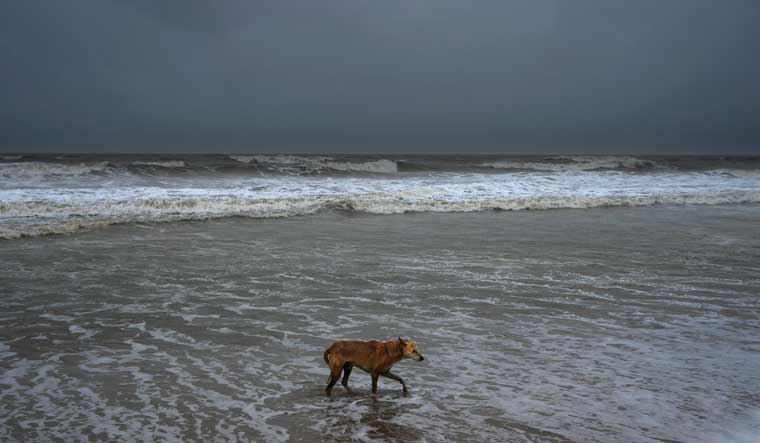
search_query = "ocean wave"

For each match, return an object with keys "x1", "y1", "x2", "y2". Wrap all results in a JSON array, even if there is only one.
[
  {"x1": 228, "y1": 155, "x2": 257, "y2": 164},
  {"x1": 340, "y1": 190, "x2": 760, "y2": 214},
  {"x1": 130, "y1": 161, "x2": 186, "y2": 168},
  {"x1": 248, "y1": 155, "x2": 333, "y2": 165},
  {"x1": 480, "y1": 156, "x2": 659, "y2": 171},
  {"x1": 706, "y1": 169, "x2": 760, "y2": 179},
  {"x1": 227, "y1": 155, "x2": 398, "y2": 174},
  {"x1": 2, "y1": 189, "x2": 759, "y2": 239},
  {"x1": 322, "y1": 159, "x2": 398, "y2": 174},
  {"x1": 0, "y1": 161, "x2": 112, "y2": 178}
]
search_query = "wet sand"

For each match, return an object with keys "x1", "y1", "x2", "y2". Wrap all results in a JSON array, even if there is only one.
[{"x1": 1, "y1": 205, "x2": 759, "y2": 442}]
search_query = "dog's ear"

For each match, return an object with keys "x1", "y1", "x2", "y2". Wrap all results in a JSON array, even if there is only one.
[{"x1": 398, "y1": 337, "x2": 405, "y2": 346}]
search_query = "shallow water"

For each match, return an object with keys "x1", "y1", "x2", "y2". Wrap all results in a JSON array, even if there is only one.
[{"x1": 1, "y1": 205, "x2": 759, "y2": 442}]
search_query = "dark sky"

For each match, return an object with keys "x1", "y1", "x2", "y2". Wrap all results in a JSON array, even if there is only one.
[{"x1": 2, "y1": 0, "x2": 759, "y2": 154}]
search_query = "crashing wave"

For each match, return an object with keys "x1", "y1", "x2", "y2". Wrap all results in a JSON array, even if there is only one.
[
  {"x1": 2, "y1": 189, "x2": 759, "y2": 239},
  {"x1": 706, "y1": 169, "x2": 760, "y2": 179},
  {"x1": 229, "y1": 156, "x2": 257, "y2": 164},
  {"x1": 0, "y1": 161, "x2": 112, "y2": 178},
  {"x1": 228, "y1": 155, "x2": 398, "y2": 174},
  {"x1": 480, "y1": 156, "x2": 659, "y2": 172},
  {"x1": 322, "y1": 159, "x2": 398, "y2": 174},
  {"x1": 249, "y1": 155, "x2": 332, "y2": 165},
  {"x1": 130, "y1": 161, "x2": 186, "y2": 168}
]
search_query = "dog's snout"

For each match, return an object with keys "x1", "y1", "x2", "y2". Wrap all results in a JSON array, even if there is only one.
[{"x1": 419, "y1": 355, "x2": 425, "y2": 361}]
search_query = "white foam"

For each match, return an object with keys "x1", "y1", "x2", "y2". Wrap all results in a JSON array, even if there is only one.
[
  {"x1": 0, "y1": 161, "x2": 112, "y2": 178},
  {"x1": 131, "y1": 161, "x2": 186, "y2": 168},
  {"x1": 708, "y1": 169, "x2": 760, "y2": 179},
  {"x1": 480, "y1": 155, "x2": 658, "y2": 171},
  {"x1": 1, "y1": 169, "x2": 759, "y2": 238},
  {"x1": 236, "y1": 155, "x2": 398, "y2": 174},
  {"x1": 177, "y1": 313, "x2": 220, "y2": 323},
  {"x1": 324, "y1": 159, "x2": 398, "y2": 174},
  {"x1": 242, "y1": 155, "x2": 332, "y2": 174},
  {"x1": 68, "y1": 325, "x2": 98, "y2": 340},
  {"x1": 229, "y1": 155, "x2": 257, "y2": 164},
  {"x1": 40, "y1": 314, "x2": 76, "y2": 322},
  {"x1": 134, "y1": 324, "x2": 213, "y2": 350},
  {"x1": 251, "y1": 154, "x2": 332, "y2": 164},
  {"x1": 0, "y1": 341, "x2": 14, "y2": 359},
  {"x1": 127, "y1": 322, "x2": 146, "y2": 331}
]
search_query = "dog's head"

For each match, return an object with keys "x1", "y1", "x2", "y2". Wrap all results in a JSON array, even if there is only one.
[{"x1": 398, "y1": 337, "x2": 424, "y2": 361}]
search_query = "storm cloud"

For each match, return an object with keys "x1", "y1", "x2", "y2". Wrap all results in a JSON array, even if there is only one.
[{"x1": 1, "y1": 0, "x2": 759, "y2": 153}]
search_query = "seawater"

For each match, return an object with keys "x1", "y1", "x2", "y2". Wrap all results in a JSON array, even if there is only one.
[
  {"x1": 1, "y1": 205, "x2": 759, "y2": 442},
  {"x1": 1, "y1": 154, "x2": 760, "y2": 239}
]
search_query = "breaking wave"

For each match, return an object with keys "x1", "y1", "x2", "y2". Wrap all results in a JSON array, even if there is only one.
[
  {"x1": 228, "y1": 155, "x2": 398, "y2": 174},
  {"x1": 0, "y1": 161, "x2": 113, "y2": 178},
  {"x1": 323, "y1": 159, "x2": 397, "y2": 173},
  {"x1": 480, "y1": 155, "x2": 660, "y2": 171},
  {"x1": 2, "y1": 154, "x2": 759, "y2": 239},
  {"x1": 2, "y1": 188, "x2": 759, "y2": 239},
  {"x1": 130, "y1": 161, "x2": 186, "y2": 168},
  {"x1": 228, "y1": 155, "x2": 257, "y2": 164},
  {"x1": 707, "y1": 169, "x2": 760, "y2": 179}
]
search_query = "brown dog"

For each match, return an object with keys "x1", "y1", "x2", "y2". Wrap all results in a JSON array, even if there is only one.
[{"x1": 323, "y1": 337, "x2": 424, "y2": 396}]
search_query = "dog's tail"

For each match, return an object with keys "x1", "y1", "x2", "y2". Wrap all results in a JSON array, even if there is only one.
[
  {"x1": 323, "y1": 348, "x2": 332, "y2": 365},
  {"x1": 324, "y1": 347, "x2": 335, "y2": 383}
]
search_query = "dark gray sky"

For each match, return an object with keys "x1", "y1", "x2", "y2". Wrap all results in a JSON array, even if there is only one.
[{"x1": 2, "y1": 0, "x2": 759, "y2": 154}]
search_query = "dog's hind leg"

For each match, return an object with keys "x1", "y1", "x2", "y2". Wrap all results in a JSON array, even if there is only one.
[
  {"x1": 325, "y1": 372, "x2": 340, "y2": 396},
  {"x1": 325, "y1": 363, "x2": 342, "y2": 396},
  {"x1": 382, "y1": 371, "x2": 408, "y2": 394},
  {"x1": 341, "y1": 363, "x2": 353, "y2": 391}
]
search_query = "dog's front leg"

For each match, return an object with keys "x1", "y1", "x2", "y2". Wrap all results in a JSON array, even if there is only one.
[
  {"x1": 371, "y1": 372, "x2": 379, "y2": 394},
  {"x1": 382, "y1": 371, "x2": 407, "y2": 394}
]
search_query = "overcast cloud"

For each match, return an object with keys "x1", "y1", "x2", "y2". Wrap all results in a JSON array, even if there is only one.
[{"x1": 1, "y1": 0, "x2": 759, "y2": 153}]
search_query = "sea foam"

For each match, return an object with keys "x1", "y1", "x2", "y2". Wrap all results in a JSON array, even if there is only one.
[
  {"x1": 2, "y1": 168, "x2": 760, "y2": 238},
  {"x1": 130, "y1": 161, "x2": 186, "y2": 168},
  {"x1": 0, "y1": 161, "x2": 112, "y2": 178},
  {"x1": 228, "y1": 155, "x2": 398, "y2": 174},
  {"x1": 480, "y1": 155, "x2": 659, "y2": 171},
  {"x1": 2, "y1": 155, "x2": 760, "y2": 239}
]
